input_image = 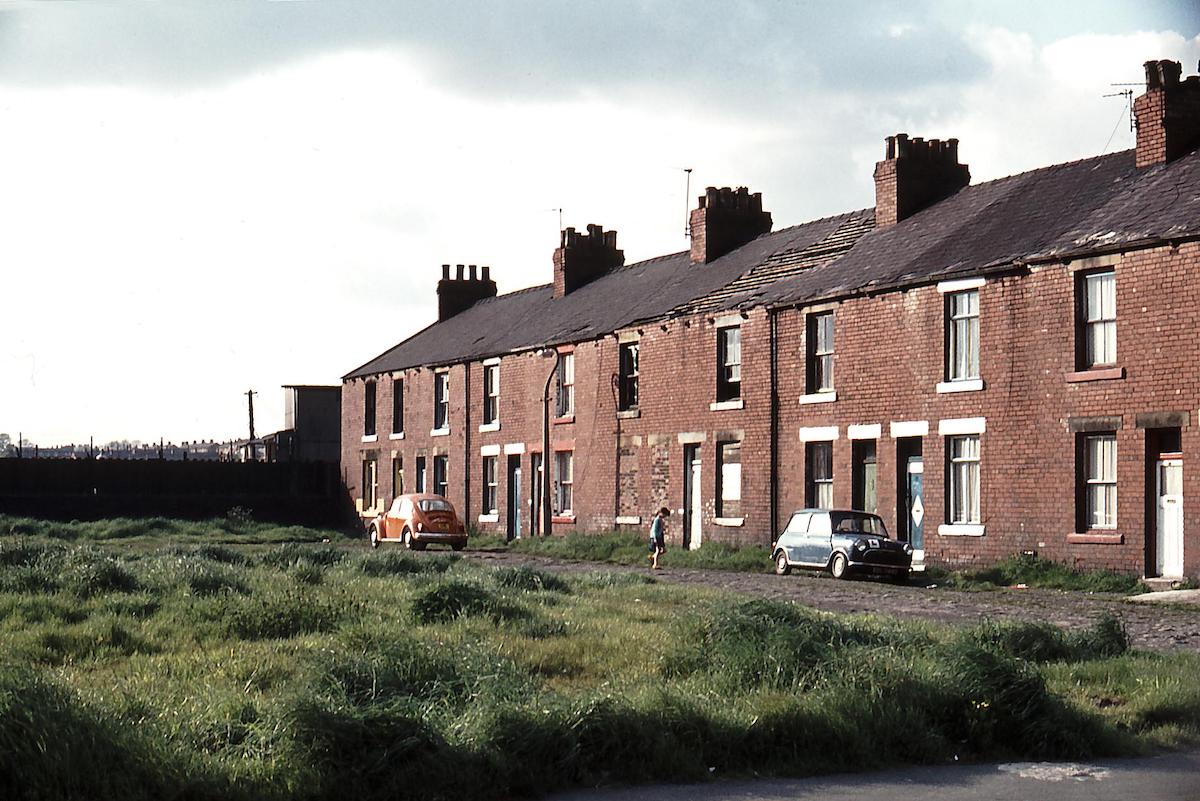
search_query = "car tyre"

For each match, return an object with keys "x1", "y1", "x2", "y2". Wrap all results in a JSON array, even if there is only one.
[
  {"x1": 402, "y1": 528, "x2": 413, "y2": 550},
  {"x1": 368, "y1": 525, "x2": 379, "y2": 549},
  {"x1": 451, "y1": 543, "x2": 465, "y2": 552},
  {"x1": 774, "y1": 551, "x2": 791, "y2": 576},
  {"x1": 830, "y1": 552, "x2": 849, "y2": 580}
]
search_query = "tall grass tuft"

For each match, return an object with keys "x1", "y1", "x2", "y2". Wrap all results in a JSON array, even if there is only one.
[{"x1": 492, "y1": 565, "x2": 571, "y2": 593}]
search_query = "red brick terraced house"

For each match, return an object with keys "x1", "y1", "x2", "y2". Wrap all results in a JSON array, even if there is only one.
[{"x1": 342, "y1": 59, "x2": 1200, "y2": 578}]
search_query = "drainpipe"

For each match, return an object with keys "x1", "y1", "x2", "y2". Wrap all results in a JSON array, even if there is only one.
[
  {"x1": 769, "y1": 308, "x2": 779, "y2": 542},
  {"x1": 463, "y1": 363, "x2": 471, "y2": 519}
]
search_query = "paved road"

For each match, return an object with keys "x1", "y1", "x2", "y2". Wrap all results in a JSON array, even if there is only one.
[
  {"x1": 464, "y1": 551, "x2": 1200, "y2": 652},
  {"x1": 544, "y1": 751, "x2": 1200, "y2": 801}
]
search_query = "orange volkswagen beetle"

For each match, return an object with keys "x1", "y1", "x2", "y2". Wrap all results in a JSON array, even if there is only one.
[{"x1": 368, "y1": 493, "x2": 468, "y2": 551}]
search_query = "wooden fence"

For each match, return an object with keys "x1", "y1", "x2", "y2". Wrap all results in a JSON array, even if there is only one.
[{"x1": 0, "y1": 458, "x2": 352, "y2": 527}]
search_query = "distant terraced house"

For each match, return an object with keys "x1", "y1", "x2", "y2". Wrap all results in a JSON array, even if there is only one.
[{"x1": 343, "y1": 58, "x2": 1200, "y2": 579}]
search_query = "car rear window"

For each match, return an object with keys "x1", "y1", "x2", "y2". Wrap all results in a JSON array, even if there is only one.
[{"x1": 418, "y1": 499, "x2": 453, "y2": 512}]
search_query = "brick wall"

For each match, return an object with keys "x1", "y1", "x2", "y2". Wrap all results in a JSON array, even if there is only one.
[{"x1": 343, "y1": 240, "x2": 1200, "y2": 577}]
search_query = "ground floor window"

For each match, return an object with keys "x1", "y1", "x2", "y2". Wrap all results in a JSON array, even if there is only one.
[
  {"x1": 482, "y1": 455, "x2": 498, "y2": 515},
  {"x1": 415, "y1": 456, "x2": 426, "y2": 493},
  {"x1": 554, "y1": 451, "x2": 573, "y2": 515},
  {"x1": 392, "y1": 456, "x2": 403, "y2": 499},
  {"x1": 805, "y1": 441, "x2": 833, "y2": 509},
  {"x1": 361, "y1": 457, "x2": 378, "y2": 511},
  {"x1": 852, "y1": 439, "x2": 877, "y2": 515},
  {"x1": 1082, "y1": 433, "x2": 1117, "y2": 529},
  {"x1": 716, "y1": 440, "x2": 742, "y2": 517},
  {"x1": 433, "y1": 455, "x2": 448, "y2": 498},
  {"x1": 948, "y1": 435, "x2": 980, "y2": 524}
]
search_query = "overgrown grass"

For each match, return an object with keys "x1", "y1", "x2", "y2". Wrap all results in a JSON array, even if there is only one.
[
  {"x1": 509, "y1": 531, "x2": 771, "y2": 572},
  {"x1": 0, "y1": 514, "x2": 344, "y2": 547},
  {"x1": 929, "y1": 553, "x2": 1147, "y2": 594},
  {"x1": 0, "y1": 524, "x2": 1195, "y2": 801}
]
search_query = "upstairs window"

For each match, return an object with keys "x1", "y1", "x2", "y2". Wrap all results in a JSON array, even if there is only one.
[
  {"x1": 363, "y1": 381, "x2": 377, "y2": 437},
  {"x1": 555, "y1": 353, "x2": 575, "y2": 417},
  {"x1": 433, "y1": 455, "x2": 448, "y2": 497},
  {"x1": 1080, "y1": 270, "x2": 1116, "y2": 368},
  {"x1": 805, "y1": 441, "x2": 833, "y2": 509},
  {"x1": 554, "y1": 451, "x2": 573, "y2": 515},
  {"x1": 948, "y1": 435, "x2": 981, "y2": 524},
  {"x1": 433, "y1": 371, "x2": 450, "y2": 431},
  {"x1": 806, "y1": 312, "x2": 834, "y2": 393},
  {"x1": 716, "y1": 326, "x2": 742, "y2": 401},
  {"x1": 618, "y1": 342, "x2": 639, "y2": 411},
  {"x1": 392, "y1": 379, "x2": 404, "y2": 435},
  {"x1": 482, "y1": 364, "x2": 499, "y2": 425},
  {"x1": 1081, "y1": 433, "x2": 1117, "y2": 529},
  {"x1": 946, "y1": 290, "x2": 979, "y2": 381},
  {"x1": 482, "y1": 455, "x2": 498, "y2": 515}
]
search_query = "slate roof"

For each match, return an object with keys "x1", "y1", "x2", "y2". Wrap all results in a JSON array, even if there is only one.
[{"x1": 346, "y1": 146, "x2": 1200, "y2": 379}]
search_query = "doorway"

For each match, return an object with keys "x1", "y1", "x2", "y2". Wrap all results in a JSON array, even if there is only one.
[
  {"x1": 530, "y1": 453, "x2": 543, "y2": 537},
  {"x1": 896, "y1": 437, "x2": 924, "y2": 563},
  {"x1": 506, "y1": 455, "x2": 522, "y2": 541},
  {"x1": 683, "y1": 443, "x2": 702, "y2": 550},
  {"x1": 1156, "y1": 454, "x2": 1184, "y2": 578}
]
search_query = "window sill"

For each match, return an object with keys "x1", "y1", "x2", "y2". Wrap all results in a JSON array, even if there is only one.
[
  {"x1": 936, "y1": 378, "x2": 984, "y2": 394},
  {"x1": 615, "y1": 515, "x2": 642, "y2": 525},
  {"x1": 388, "y1": 432, "x2": 405, "y2": 441},
  {"x1": 430, "y1": 428, "x2": 450, "y2": 438},
  {"x1": 616, "y1": 409, "x2": 640, "y2": 419},
  {"x1": 713, "y1": 517, "x2": 745, "y2": 527},
  {"x1": 551, "y1": 515, "x2": 576, "y2": 524},
  {"x1": 361, "y1": 434, "x2": 378, "y2": 443},
  {"x1": 553, "y1": 415, "x2": 575, "y2": 425},
  {"x1": 938, "y1": 523, "x2": 985, "y2": 537},
  {"x1": 1067, "y1": 531, "x2": 1124, "y2": 545},
  {"x1": 478, "y1": 422, "x2": 501, "y2": 433},
  {"x1": 1066, "y1": 367, "x2": 1125, "y2": 383},
  {"x1": 477, "y1": 514, "x2": 499, "y2": 524},
  {"x1": 799, "y1": 391, "x2": 837, "y2": 405},
  {"x1": 710, "y1": 399, "x2": 744, "y2": 411}
]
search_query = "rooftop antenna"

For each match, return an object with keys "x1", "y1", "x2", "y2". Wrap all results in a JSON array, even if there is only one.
[
  {"x1": 546, "y1": 207, "x2": 563, "y2": 232},
  {"x1": 1101, "y1": 83, "x2": 1136, "y2": 153},
  {"x1": 683, "y1": 168, "x2": 693, "y2": 239}
]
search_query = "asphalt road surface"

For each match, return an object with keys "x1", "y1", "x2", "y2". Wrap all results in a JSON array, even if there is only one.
[{"x1": 544, "y1": 751, "x2": 1200, "y2": 801}]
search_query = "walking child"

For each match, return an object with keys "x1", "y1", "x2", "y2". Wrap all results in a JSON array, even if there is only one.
[{"x1": 648, "y1": 507, "x2": 669, "y2": 569}]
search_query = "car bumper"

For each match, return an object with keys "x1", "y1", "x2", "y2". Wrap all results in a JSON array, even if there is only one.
[
  {"x1": 847, "y1": 559, "x2": 911, "y2": 576},
  {"x1": 413, "y1": 532, "x2": 468, "y2": 546}
]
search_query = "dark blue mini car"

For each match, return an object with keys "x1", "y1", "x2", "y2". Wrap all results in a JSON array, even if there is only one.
[{"x1": 771, "y1": 509, "x2": 912, "y2": 580}]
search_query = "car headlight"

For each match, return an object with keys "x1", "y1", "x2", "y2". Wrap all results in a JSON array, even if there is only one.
[
  {"x1": 853, "y1": 541, "x2": 866, "y2": 552},
  {"x1": 416, "y1": 522, "x2": 423, "y2": 532},
  {"x1": 904, "y1": 543, "x2": 913, "y2": 553}
]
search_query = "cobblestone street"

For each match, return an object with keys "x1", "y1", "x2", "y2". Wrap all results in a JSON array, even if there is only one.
[{"x1": 464, "y1": 551, "x2": 1200, "y2": 653}]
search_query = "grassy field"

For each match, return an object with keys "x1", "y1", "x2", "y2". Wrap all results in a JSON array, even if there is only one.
[{"x1": 1, "y1": 517, "x2": 1198, "y2": 800}]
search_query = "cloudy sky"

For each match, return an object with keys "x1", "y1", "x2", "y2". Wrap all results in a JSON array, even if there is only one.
[{"x1": 2, "y1": 1, "x2": 1198, "y2": 446}]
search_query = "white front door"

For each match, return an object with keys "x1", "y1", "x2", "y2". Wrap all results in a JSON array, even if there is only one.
[
  {"x1": 689, "y1": 458, "x2": 702, "y2": 550},
  {"x1": 1157, "y1": 458, "x2": 1184, "y2": 578}
]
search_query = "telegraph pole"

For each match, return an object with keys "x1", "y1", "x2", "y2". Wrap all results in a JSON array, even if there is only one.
[{"x1": 246, "y1": 389, "x2": 258, "y2": 461}]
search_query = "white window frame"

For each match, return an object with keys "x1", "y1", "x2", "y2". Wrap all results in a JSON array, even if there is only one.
[
  {"x1": 482, "y1": 455, "x2": 498, "y2": 516},
  {"x1": 1084, "y1": 433, "x2": 1117, "y2": 529},
  {"x1": 391, "y1": 378, "x2": 404, "y2": 436},
  {"x1": 1083, "y1": 270, "x2": 1116, "y2": 368},
  {"x1": 432, "y1": 454, "x2": 449, "y2": 498},
  {"x1": 947, "y1": 289, "x2": 980, "y2": 382},
  {"x1": 948, "y1": 435, "x2": 980, "y2": 525},
  {"x1": 482, "y1": 363, "x2": 499, "y2": 426},
  {"x1": 716, "y1": 440, "x2": 742, "y2": 518},
  {"x1": 717, "y1": 326, "x2": 742, "y2": 401},
  {"x1": 809, "y1": 312, "x2": 834, "y2": 393},
  {"x1": 361, "y1": 457, "x2": 378, "y2": 512},
  {"x1": 553, "y1": 450, "x2": 573, "y2": 516},
  {"x1": 433, "y1": 371, "x2": 450, "y2": 432},
  {"x1": 555, "y1": 353, "x2": 575, "y2": 417},
  {"x1": 618, "y1": 341, "x2": 639, "y2": 411},
  {"x1": 806, "y1": 440, "x2": 834, "y2": 509}
]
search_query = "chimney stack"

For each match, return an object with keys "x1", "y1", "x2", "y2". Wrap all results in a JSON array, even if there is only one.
[
  {"x1": 552, "y1": 223, "x2": 624, "y2": 298},
  {"x1": 437, "y1": 263, "x2": 497, "y2": 321},
  {"x1": 1135, "y1": 59, "x2": 1200, "y2": 168},
  {"x1": 688, "y1": 186, "x2": 772, "y2": 264},
  {"x1": 873, "y1": 134, "x2": 970, "y2": 228}
]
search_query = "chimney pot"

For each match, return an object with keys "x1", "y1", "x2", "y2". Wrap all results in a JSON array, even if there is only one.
[
  {"x1": 874, "y1": 131, "x2": 970, "y2": 227},
  {"x1": 552, "y1": 221, "x2": 623, "y2": 297},
  {"x1": 1135, "y1": 58, "x2": 1200, "y2": 168},
  {"x1": 481, "y1": 265, "x2": 490, "y2": 282},
  {"x1": 688, "y1": 185, "x2": 773, "y2": 264},
  {"x1": 441, "y1": 264, "x2": 450, "y2": 280}
]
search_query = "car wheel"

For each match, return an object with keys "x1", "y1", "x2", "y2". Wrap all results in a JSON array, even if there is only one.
[
  {"x1": 774, "y1": 551, "x2": 791, "y2": 576},
  {"x1": 402, "y1": 528, "x2": 413, "y2": 549},
  {"x1": 369, "y1": 525, "x2": 379, "y2": 549},
  {"x1": 830, "y1": 552, "x2": 849, "y2": 580},
  {"x1": 451, "y1": 543, "x2": 465, "y2": 552}
]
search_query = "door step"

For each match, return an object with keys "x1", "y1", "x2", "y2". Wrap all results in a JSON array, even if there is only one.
[{"x1": 1142, "y1": 577, "x2": 1188, "y2": 592}]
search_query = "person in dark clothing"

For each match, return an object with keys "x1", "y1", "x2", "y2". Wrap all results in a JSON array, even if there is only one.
[{"x1": 647, "y1": 507, "x2": 669, "y2": 569}]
